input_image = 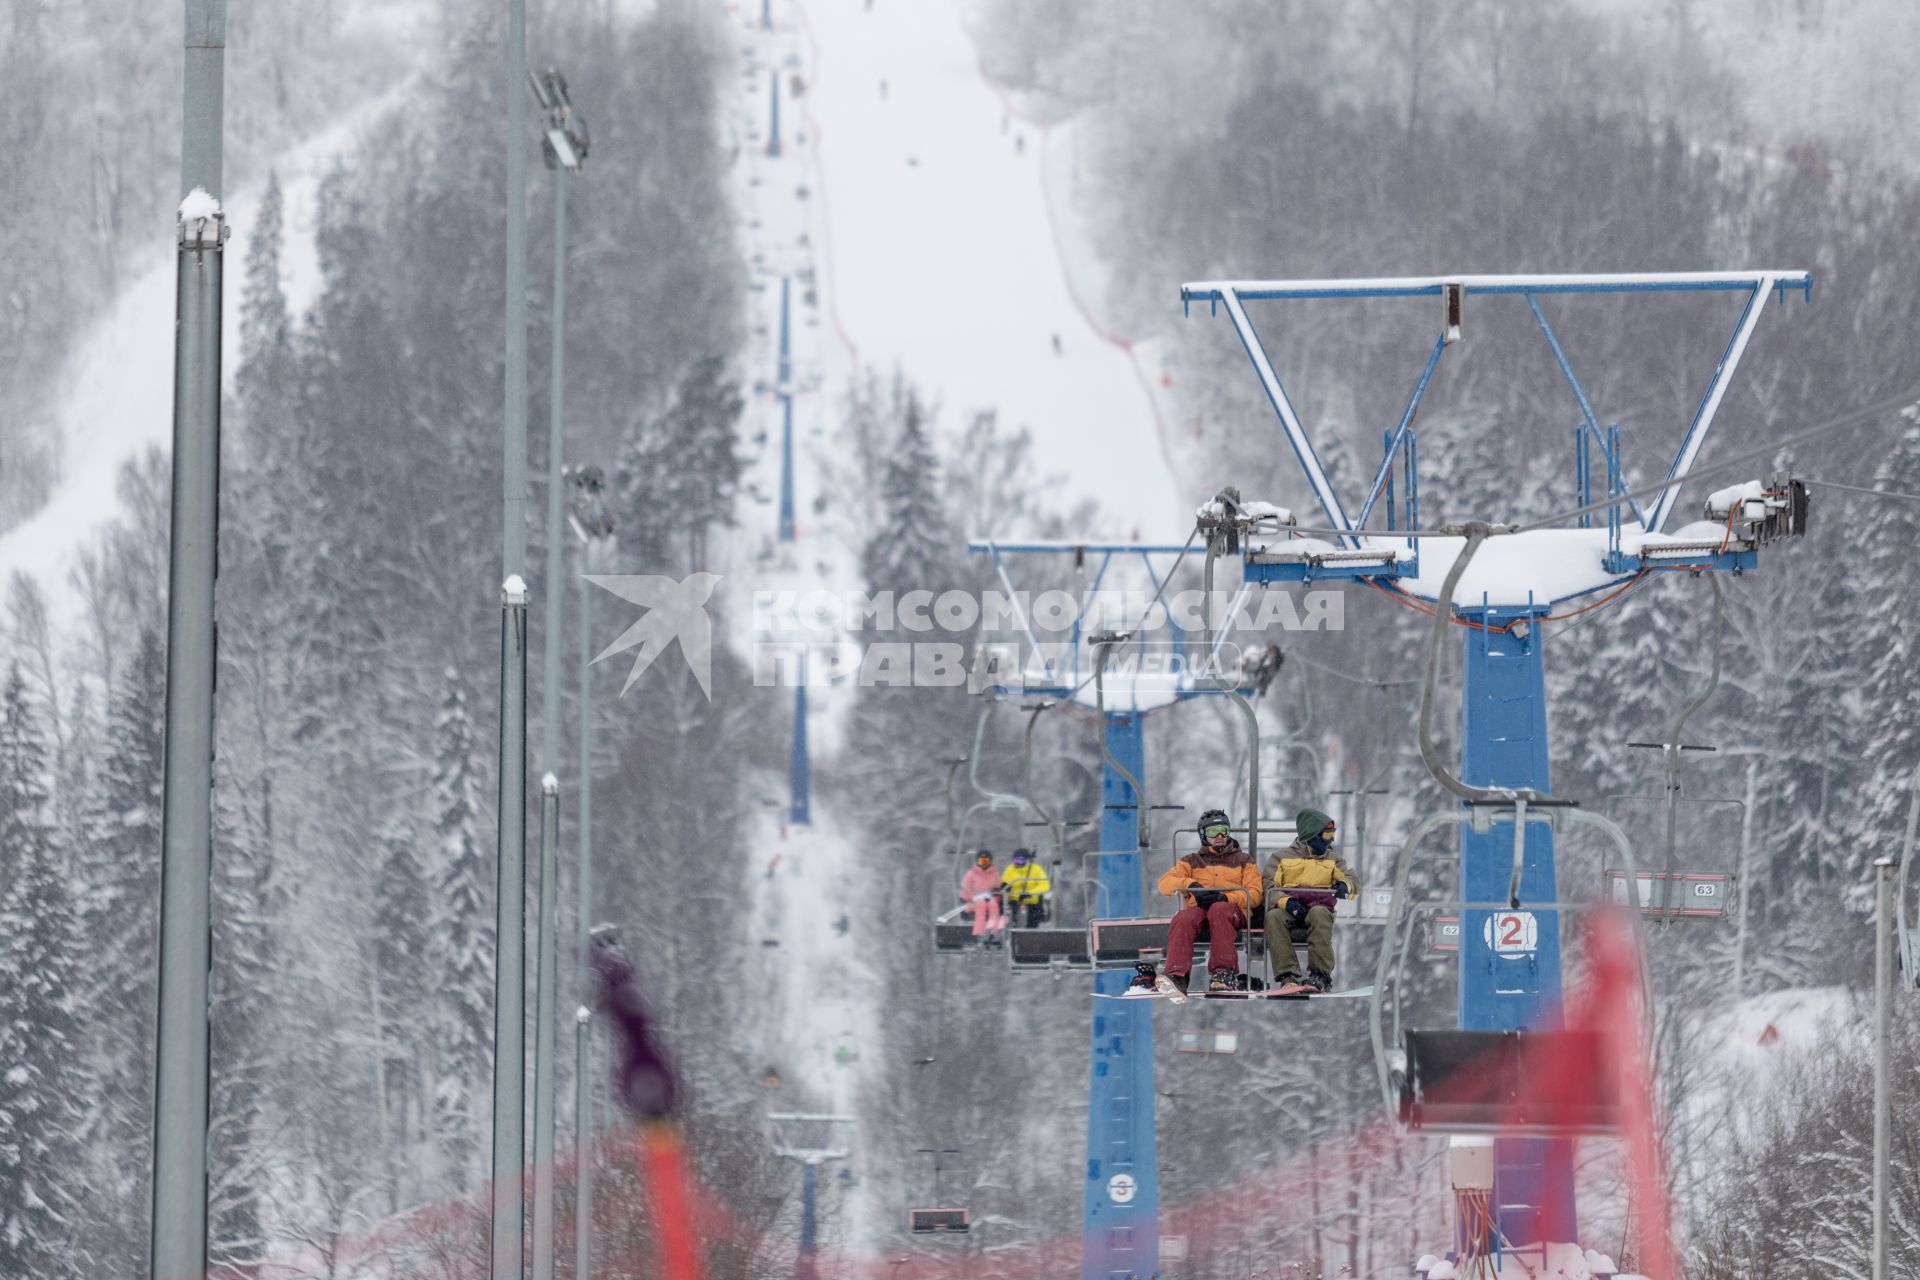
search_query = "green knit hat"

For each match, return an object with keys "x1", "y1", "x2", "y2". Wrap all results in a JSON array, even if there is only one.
[{"x1": 1296, "y1": 807, "x2": 1334, "y2": 841}]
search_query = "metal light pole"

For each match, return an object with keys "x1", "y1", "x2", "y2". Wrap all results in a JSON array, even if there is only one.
[
  {"x1": 527, "y1": 67, "x2": 589, "y2": 1280},
  {"x1": 491, "y1": 575, "x2": 529, "y2": 1280},
  {"x1": 490, "y1": 0, "x2": 532, "y2": 1268},
  {"x1": 567, "y1": 467, "x2": 614, "y2": 1280},
  {"x1": 152, "y1": 4, "x2": 226, "y2": 1276},
  {"x1": 531, "y1": 775, "x2": 561, "y2": 1280},
  {"x1": 1874, "y1": 854, "x2": 1894, "y2": 1280}
]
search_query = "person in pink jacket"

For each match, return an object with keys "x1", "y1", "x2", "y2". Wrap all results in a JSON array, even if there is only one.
[{"x1": 960, "y1": 850, "x2": 1007, "y2": 947}]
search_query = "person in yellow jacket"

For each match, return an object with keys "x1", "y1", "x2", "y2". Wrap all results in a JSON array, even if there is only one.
[
  {"x1": 1264, "y1": 808, "x2": 1357, "y2": 992},
  {"x1": 1000, "y1": 848, "x2": 1051, "y2": 927},
  {"x1": 1139, "y1": 808, "x2": 1263, "y2": 999}
]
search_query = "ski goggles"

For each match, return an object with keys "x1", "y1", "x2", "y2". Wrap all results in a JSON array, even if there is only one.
[{"x1": 1202, "y1": 823, "x2": 1232, "y2": 839}]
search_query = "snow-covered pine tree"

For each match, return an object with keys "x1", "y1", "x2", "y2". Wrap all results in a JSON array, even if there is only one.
[
  {"x1": 236, "y1": 171, "x2": 293, "y2": 432},
  {"x1": 860, "y1": 391, "x2": 960, "y2": 597},
  {"x1": 71, "y1": 628, "x2": 164, "y2": 1275},
  {"x1": 0, "y1": 664, "x2": 84, "y2": 1280},
  {"x1": 428, "y1": 671, "x2": 491, "y2": 1182},
  {"x1": 1848, "y1": 412, "x2": 1920, "y2": 911},
  {"x1": 615, "y1": 354, "x2": 746, "y2": 571},
  {"x1": 372, "y1": 815, "x2": 432, "y2": 1193},
  {"x1": 207, "y1": 812, "x2": 279, "y2": 1275}
]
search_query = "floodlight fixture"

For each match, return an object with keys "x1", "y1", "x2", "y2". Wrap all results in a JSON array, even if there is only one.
[{"x1": 528, "y1": 66, "x2": 590, "y2": 172}]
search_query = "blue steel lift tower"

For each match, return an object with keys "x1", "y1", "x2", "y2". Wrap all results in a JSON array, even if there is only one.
[
  {"x1": 777, "y1": 275, "x2": 797, "y2": 543},
  {"x1": 770, "y1": 1112, "x2": 852, "y2": 1280},
  {"x1": 966, "y1": 542, "x2": 1259, "y2": 1280},
  {"x1": 1181, "y1": 271, "x2": 1812, "y2": 1253}
]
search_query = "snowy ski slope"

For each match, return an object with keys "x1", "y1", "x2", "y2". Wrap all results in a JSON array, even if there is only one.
[{"x1": 0, "y1": 97, "x2": 399, "y2": 630}]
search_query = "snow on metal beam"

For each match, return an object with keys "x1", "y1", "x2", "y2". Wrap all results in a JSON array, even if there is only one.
[{"x1": 1183, "y1": 271, "x2": 1812, "y2": 303}]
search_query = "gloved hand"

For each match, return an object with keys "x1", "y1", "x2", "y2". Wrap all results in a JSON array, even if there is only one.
[
  {"x1": 1333, "y1": 880, "x2": 1350, "y2": 900},
  {"x1": 1190, "y1": 889, "x2": 1226, "y2": 911},
  {"x1": 1285, "y1": 897, "x2": 1309, "y2": 923}
]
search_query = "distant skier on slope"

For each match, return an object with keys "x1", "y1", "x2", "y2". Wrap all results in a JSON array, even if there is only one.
[
  {"x1": 961, "y1": 849, "x2": 1007, "y2": 947},
  {"x1": 1000, "y1": 848, "x2": 1051, "y2": 927},
  {"x1": 1131, "y1": 809, "x2": 1262, "y2": 1000},
  {"x1": 1264, "y1": 808, "x2": 1356, "y2": 994}
]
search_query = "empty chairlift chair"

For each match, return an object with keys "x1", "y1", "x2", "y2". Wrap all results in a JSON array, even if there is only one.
[{"x1": 1398, "y1": 1029, "x2": 1621, "y2": 1135}]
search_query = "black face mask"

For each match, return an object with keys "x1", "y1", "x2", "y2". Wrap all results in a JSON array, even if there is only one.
[{"x1": 1307, "y1": 833, "x2": 1334, "y2": 856}]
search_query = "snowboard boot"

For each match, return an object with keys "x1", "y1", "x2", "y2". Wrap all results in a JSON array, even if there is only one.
[
  {"x1": 1208, "y1": 968, "x2": 1239, "y2": 993},
  {"x1": 1127, "y1": 962, "x2": 1159, "y2": 994},
  {"x1": 1304, "y1": 968, "x2": 1333, "y2": 994},
  {"x1": 1272, "y1": 970, "x2": 1304, "y2": 990},
  {"x1": 1155, "y1": 971, "x2": 1190, "y2": 1003}
]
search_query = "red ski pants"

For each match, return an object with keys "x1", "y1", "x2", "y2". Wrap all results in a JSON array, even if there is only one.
[{"x1": 1165, "y1": 901, "x2": 1244, "y2": 978}]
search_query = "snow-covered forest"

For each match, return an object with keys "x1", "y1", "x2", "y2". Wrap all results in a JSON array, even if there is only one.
[{"x1": 4, "y1": 0, "x2": 1920, "y2": 1277}]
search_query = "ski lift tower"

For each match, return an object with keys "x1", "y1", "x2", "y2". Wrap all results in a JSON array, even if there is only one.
[
  {"x1": 966, "y1": 542, "x2": 1258, "y2": 1280},
  {"x1": 769, "y1": 1112, "x2": 854, "y2": 1280},
  {"x1": 1182, "y1": 270, "x2": 1812, "y2": 1254}
]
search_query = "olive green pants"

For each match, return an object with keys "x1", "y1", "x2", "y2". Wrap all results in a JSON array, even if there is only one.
[{"x1": 1265, "y1": 903, "x2": 1335, "y2": 978}]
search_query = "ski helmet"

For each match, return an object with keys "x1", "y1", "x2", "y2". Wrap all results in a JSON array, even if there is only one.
[
  {"x1": 1198, "y1": 807, "x2": 1231, "y2": 831},
  {"x1": 1011, "y1": 848, "x2": 1031, "y2": 864}
]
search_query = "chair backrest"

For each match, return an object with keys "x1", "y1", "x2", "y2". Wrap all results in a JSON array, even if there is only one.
[
  {"x1": 908, "y1": 1207, "x2": 970, "y2": 1233},
  {"x1": 1605, "y1": 869, "x2": 1731, "y2": 919},
  {"x1": 1007, "y1": 928, "x2": 1091, "y2": 970},
  {"x1": 1401, "y1": 1029, "x2": 1621, "y2": 1136},
  {"x1": 931, "y1": 923, "x2": 975, "y2": 953},
  {"x1": 1088, "y1": 916, "x2": 1173, "y2": 967}
]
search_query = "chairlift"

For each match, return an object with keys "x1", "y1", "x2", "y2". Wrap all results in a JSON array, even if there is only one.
[
  {"x1": 925, "y1": 749, "x2": 1007, "y2": 954},
  {"x1": 907, "y1": 1208, "x2": 970, "y2": 1234},
  {"x1": 929, "y1": 696, "x2": 1097, "y2": 970},
  {"x1": 1364, "y1": 532, "x2": 1650, "y2": 1135},
  {"x1": 907, "y1": 1147, "x2": 969, "y2": 1234},
  {"x1": 1002, "y1": 698, "x2": 1093, "y2": 970},
  {"x1": 1606, "y1": 577, "x2": 1744, "y2": 924},
  {"x1": 1368, "y1": 803, "x2": 1646, "y2": 1136}
]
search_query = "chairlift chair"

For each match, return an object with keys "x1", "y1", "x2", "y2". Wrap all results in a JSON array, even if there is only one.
[
  {"x1": 1370, "y1": 805, "x2": 1646, "y2": 1136},
  {"x1": 1003, "y1": 698, "x2": 1097, "y2": 971},
  {"x1": 1603, "y1": 576, "x2": 1745, "y2": 925},
  {"x1": 907, "y1": 1148, "x2": 969, "y2": 1234}
]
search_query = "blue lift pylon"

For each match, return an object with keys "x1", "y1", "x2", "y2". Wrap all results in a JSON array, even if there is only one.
[
  {"x1": 778, "y1": 275, "x2": 796, "y2": 543},
  {"x1": 1082, "y1": 710, "x2": 1159, "y2": 1277},
  {"x1": 769, "y1": 1113, "x2": 851, "y2": 1280},
  {"x1": 1183, "y1": 270, "x2": 1813, "y2": 1256},
  {"x1": 790, "y1": 649, "x2": 810, "y2": 826},
  {"x1": 767, "y1": 69, "x2": 782, "y2": 159}
]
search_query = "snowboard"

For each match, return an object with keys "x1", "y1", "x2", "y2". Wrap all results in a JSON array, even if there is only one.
[{"x1": 1093, "y1": 983, "x2": 1374, "y2": 1002}]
